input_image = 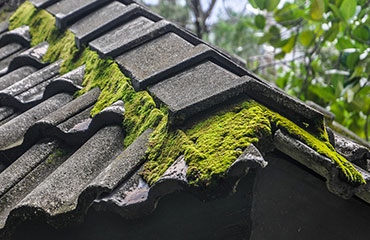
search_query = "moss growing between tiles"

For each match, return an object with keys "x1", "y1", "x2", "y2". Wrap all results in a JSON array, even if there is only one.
[
  {"x1": 9, "y1": 1, "x2": 164, "y2": 148},
  {"x1": 9, "y1": 1, "x2": 86, "y2": 74},
  {"x1": 9, "y1": 1, "x2": 365, "y2": 187},
  {"x1": 142, "y1": 100, "x2": 365, "y2": 187},
  {"x1": 141, "y1": 101, "x2": 273, "y2": 187}
]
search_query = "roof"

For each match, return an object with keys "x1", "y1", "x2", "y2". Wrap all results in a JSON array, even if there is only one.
[{"x1": 0, "y1": 0, "x2": 370, "y2": 238}]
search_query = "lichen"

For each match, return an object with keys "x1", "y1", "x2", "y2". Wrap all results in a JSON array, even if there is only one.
[{"x1": 142, "y1": 100, "x2": 365, "y2": 187}]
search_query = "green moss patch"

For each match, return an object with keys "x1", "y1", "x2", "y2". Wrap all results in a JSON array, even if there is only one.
[
  {"x1": 9, "y1": 1, "x2": 365, "y2": 188},
  {"x1": 9, "y1": 1, "x2": 85, "y2": 74},
  {"x1": 9, "y1": 1, "x2": 164, "y2": 148},
  {"x1": 142, "y1": 100, "x2": 365, "y2": 187}
]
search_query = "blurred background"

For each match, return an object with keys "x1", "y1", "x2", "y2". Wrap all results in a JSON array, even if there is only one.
[{"x1": 1, "y1": 0, "x2": 369, "y2": 143}]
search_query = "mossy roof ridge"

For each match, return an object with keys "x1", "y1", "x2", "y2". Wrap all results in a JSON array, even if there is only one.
[
  {"x1": 8, "y1": 1, "x2": 365, "y2": 190},
  {"x1": 142, "y1": 99, "x2": 365, "y2": 187}
]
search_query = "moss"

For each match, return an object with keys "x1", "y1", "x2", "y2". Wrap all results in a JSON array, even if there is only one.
[
  {"x1": 142, "y1": 99, "x2": 365, "y2": 187},
  {"x1": 9, "y1": 1, "x2": 365, "y2": 187},
  {"x1": 8, "y1": 1, "x2": 37, "y2": 30},
  {"x1": 263, "y1": 104, "x2": 365, "y2": 184},
  {"x1": 9, "y1": 2, "x2": 163, "y2": 146},
  {"x1": 75, "y1": 50, "x2": 164, "y2": 147},
  {"x1": 45, "y1": 149, "x2": 66, "y2": 164},
  {"x1": 9, "y1": 1, "x2": 85, "y2": 74},
  {"x1": 141, "y1": 116, "x2": 192, "y2": 184},
  {"x1": 142, "y1": 102, "x2": 272, "y2": 187}
]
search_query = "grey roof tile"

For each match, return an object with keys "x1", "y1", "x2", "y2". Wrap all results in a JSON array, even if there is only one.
[
  {"x1": 72, "y1": 3, "x2": 162, "y2": 49},
  {"x1": 0, "y1": 41, "x2": 49, "y2": 77},
  {"x1": 0, "y1": 43, "x2": 23, "y2": 62},
  {"x1": 0, "y1": 1, "x2": 369, "y2": 238},
  {"x1": 149, "y1": 61, "x2": 245, "y2": 124},
  {"x1": 89, "y1": 16, "x2": 156, "y2": 57},
  {"x1": 0, "y1": 93, "x2": 73, "y2": 150},
  {"x1": 47, "y1": 0, "x2": 113, "y2": 29},
  {"x1": 0, "y1": 22, "x2": 8, "y2": 35},
  {"x1": 70, "y1": 1, "x2": 128, "y2": 48},
  {"x1": 10, "y1": 126, "x2": 124, "y2": 225},
  {"x1": 0, "y1": 66, "x2": 37, "y2": 91},
  {"x1": 30, "y1": 0, "x2": 61, "y2": 8},
  {"x1": 0, "y1": 26, "x2": 30, "y2": 48}
]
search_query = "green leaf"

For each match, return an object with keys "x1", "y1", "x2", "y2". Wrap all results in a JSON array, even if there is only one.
[
  {"x1": 324, "y1": 22, "x2": 339, "y2": 42},
  {"x1": 265, "y1": 0, "x2": 280, "y2": 11},
  {"x1": 353, "y1": 25, "x2": 370, "y2": 41},
  {"x1": 253, "y1": 0, "x2": 265, "y2": 9},
  {"x1": 282, "y1": 36, "x2": 296, "y2": 53},
  {"x1": 258, "y1": 33, "x2": 272, "y2": 44},
  {"x1": 275, "y1": 51, "x2": 285, "y2": 59},
  {"x1": 336, "y1": 37, "x2": 354, "y2": 50},
  {"x1": 255, "y1": 14, "x2": 266, "y2": 29},
  {"x1": 328, "y1": 3, "x2": 343, "y2": 19},
  {"x1": 249, "y1": 0, "x2": 259, "y2": 8},
  {"x1": 310, "y1": 0, "x2": 325, "y2": 20},
  {"x1": 299, "y1": 30, "x2": 314, "y2": 47},
  {"x1": 268, "y1": 25, "x2": 281, "y2": 46},
  {"x1": 350, "y1": 66, "x2": 364, "y2": 79},
  {"x1": 340, "y1": 0, "x2": 356, "y2": 20},
  {"x1": 346, "y1": 52, "x2": 360, "y2": 70},
  {"x1": 308, "y1": 85, "x2": 337, "y2": 102},
  {"x1": 274, "y1": 3, "x2": 304, "y2": 26}
]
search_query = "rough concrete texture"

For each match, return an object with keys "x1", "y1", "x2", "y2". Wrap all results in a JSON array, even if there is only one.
[
  {"x1": 89, "y1": 16, "x2": 155, "y2": 57},
  {"x1": 0, "y1": 126, "x2": 124, "y2": 230},
  {"x1": 0, "y1": 93, "x2": 73, "y2": 150},
  {"x1": 0, "y1": 26, "x2": 30, "y2": 48},
  {"x1": 47, "y1": 0, "x2": 112, "y2": 29},
  {"x1": 0, "y1": 22, "x2": 9, "y2": 35},
  {"x1": 0, "y1": 60, "x2": 61, "y2": 109},
  {"x1": 149, "y1": 61, "x2": 247, "y2": 124},
  {"x1": 4, "y1": 41, "x2": 49, "y2": 76},
  {"x1": 95, "y1": 155, "x2": 189, "y2": 220},
  {"x1": 116, "y1": 32, "x2": 202, "y2": 90},
  {"x1": 0, "y1": 43, "x2": 23, "y2": 62},
  {"x1": 70, "y1": 1, "x2": 127, "y2": 48},
  {"x1": 0, "y1": 51, "x2": 18, "y2": 72},
  {"x1": 227, "y1": 144, "x2": 268, "y2": 178},
  {"x1": 334, "y1": 132, "x2": 370, "y2": 164},
  {"x1": 0, "y1": 107, "x2": 14, "y2": 123},
  {"x1": 0, "y1": 66, "x2": 37, "y2": 90},
  {"x1": 90, "y1": 128, "x2": 153, "y2": 193},
  {"x1": 0, "y1": 141, "x2": 59, "y2": 196},
  {"x1": 0, "y1": 140, "x2": 68, "y2": 233},
  {"x1": 30, "y1": 0, "x2": 61, "y2": 8}
]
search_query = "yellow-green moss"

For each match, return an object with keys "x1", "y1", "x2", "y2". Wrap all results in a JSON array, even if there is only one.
[
  {"x1": 9, "y1": 1, "x2": 365, "y2": 187},
  {"x1": 45, "y1": 149, "x2": 66, "y2": 164},
  {"x1": 9, "y1": 2, "x2": 163, "y2": 148},
  {"x1": 142, "y1": 100, "x2": 365, "y2": 186},
  {"x1": 75, "y1": 51, "x2": 164, "y2": 147},
  {"x1": 264, "y1": 105, "x2": 365, "y2": 184},
  {"x1": 9, "y1": 1, "x2": 85, "y2": 74}
]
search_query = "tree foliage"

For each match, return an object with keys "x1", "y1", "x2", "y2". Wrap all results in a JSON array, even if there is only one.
[{"x1": 250, "y1": 0, "x2": 370, "y2": 140}]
